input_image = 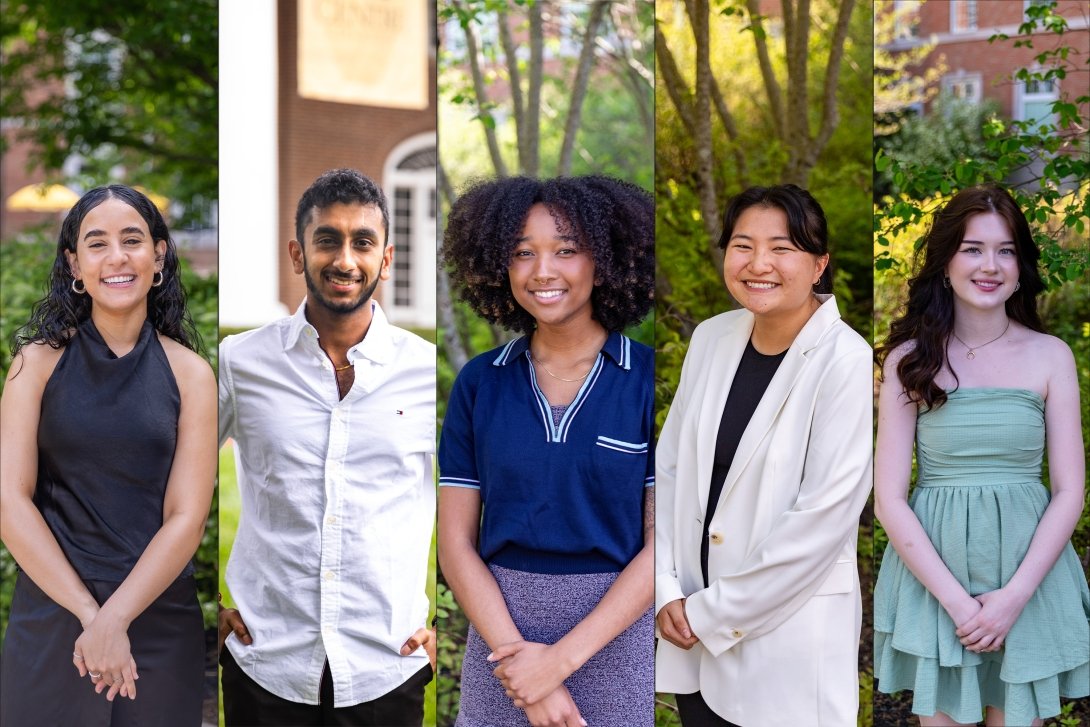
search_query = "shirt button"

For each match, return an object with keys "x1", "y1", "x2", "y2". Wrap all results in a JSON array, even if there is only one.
[
  {"x1": 326, "y1": 515, "x2": 337, "y2": 525},
  {"x1": 731, "y1": 628, "x2": 743, "y2": 638},
  {"x1": 709, "y1": 532, "x2": 724, "y2": 545},
  {"x1": 323, "y1": 570, "x2": 335, "y2": 581}
]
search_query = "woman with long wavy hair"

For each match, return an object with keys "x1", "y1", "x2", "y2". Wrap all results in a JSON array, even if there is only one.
[
  {"x1": 873, "y1": 185, "x2": 1089, "y2": 726},
  {"x1": 0, "y1": 185, "x2": 216, "y2": 726}
]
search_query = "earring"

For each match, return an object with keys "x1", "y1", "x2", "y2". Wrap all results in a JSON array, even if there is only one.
[
  {"x1": 943, "y1": 276, "x2": 951, "y2": 289},
  {"x1": 1014, "y1": 281, "x2": 1020, "y2": 292},
  {"x1": 71, "y1": 278, "x2": 86, "y2": 294},
  {"x1": 152, "y1": 271, "x2": 165, "y2": 287}
]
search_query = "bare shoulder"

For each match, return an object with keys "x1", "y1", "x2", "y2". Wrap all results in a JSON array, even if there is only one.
[
  {"x1": 5, "y1": 341, "x2": 65, "y2": 388},
  {"x1": 881, "y1": 339, "x2": 916, "y2": 377},
  {"x1": 1017, "y1": 328, "x2": 1075, "y2": 371},
  {"x1": 157, "y1": 336, "x2": 216, "y2": 396}
]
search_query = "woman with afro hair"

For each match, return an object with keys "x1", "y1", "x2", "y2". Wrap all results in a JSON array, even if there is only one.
[{"x1": 438, "y1": 175, "x2": 656, "y2": 726}]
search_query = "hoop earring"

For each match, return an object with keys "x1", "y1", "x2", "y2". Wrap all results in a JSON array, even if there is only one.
[
  {"x1": 152, "y1": 271, "x2": 165, "y2": 287},
  {"x1": 1014, "y1": 281, "x2": 1020, "y2": 292},
  {"x1": 71, "y1": 278, "x2": 86, "y2": 294},
  {"x1": 943, "y1": 276, "x2": 951, "y2": 289}
]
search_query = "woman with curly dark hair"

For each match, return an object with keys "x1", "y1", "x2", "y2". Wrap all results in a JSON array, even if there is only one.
[
  {"x1": 655, "y1": 185, "x2": 872, "y2": 726},
  {"x1": 0, "y1": 185, "x2": 216, "y2": 725},
  {"x1": 873, "y1": 185, "x2": 1088, "y2": 726},
  {"x1": 438, "y1": 175, "x2": 655, "y2": 726}
]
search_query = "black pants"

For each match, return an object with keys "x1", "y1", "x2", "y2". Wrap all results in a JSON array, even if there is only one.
[
  {"x1": 220, "y1": 648, "x2": 431, "y2": 727},
  {"x1": 675, "y1": 691, "x2": 743, "y2": 727}
]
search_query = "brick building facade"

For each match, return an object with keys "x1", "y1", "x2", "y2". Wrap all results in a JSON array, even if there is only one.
[{"x1": 888, "y1": 0, "x2": 1089, "y2": 125}]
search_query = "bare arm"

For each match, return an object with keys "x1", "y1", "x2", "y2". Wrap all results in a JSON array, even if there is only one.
[
  {"x1": 439, "y1": 487, "x2": 586, "y2": 726},
  {"x1": 76, "y1": 345, "x2": 217, "y2": 697},
  {"x1": 955, "y1": 339, "x2": 1085, "y2": 650},
  {"x1": 438, "y1": 487, "x2": 523, "y2": 651},
  {"x1": 0, "y1": 346, "x2": 101, "y2": 628},
  {"x1": 873, "y1": 350, "x2": 981, "y2": 630},
  {"x1": 493, "y1": 486, "x2": 654, "y2": 706}
]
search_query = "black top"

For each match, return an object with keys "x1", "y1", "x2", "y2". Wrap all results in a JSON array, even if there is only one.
[
  {"x1": 34, "y1": 318, "x2": 188, "y2": 582},
  {"x1": 701, "y1": 339, "x2": 787, "y2": 586}
]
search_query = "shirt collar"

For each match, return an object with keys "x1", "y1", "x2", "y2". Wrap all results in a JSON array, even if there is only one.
[
  {"x1": 492, "y1": 330, "x2": 632, "y2": 371},
  {"x1": 283, "y1": 298, "x2": 395, "y2": 364}
]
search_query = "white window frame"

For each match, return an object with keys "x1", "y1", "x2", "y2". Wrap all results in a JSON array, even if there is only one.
[
  {"x1": 941, "y1": 71, "x2": 983, "y2": 104},
  {"x1": 382, "y1": 132, "x2": 436, "y2": 329},
  {"x1": 950, "y1": 0, "x2": 977, "y2": 33},
  {"x1": 1014, "y1": 72, "x2": 1059, "y2": 131}
]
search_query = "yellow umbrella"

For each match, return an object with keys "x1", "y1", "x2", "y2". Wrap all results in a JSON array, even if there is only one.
[
  {"x1": 133, "y1": 186, "x2": 170, "y2": 213},
  {"x1": 5, "y1": 183, "x2": 80, "y2": 212}
]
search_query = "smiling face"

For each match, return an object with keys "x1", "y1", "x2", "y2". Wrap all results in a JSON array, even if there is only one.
[
  {"x1": 508, "y1": 203, "x2": 597, "y2": 330},
  {"x1": 65, "y1": 197, "x2": 166, "y2": 314},
  {"x1": 722, "y1": 205, "x2": 828, "y2": 319},
  {"x1": 945, "y1": 211, "x2": 1020, "y2": 313},
  {"x1": 289, "y1": 202, "x2": 392, "y2": 315}
]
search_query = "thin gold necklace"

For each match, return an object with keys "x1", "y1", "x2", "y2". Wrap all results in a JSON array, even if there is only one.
[
  {"x1": 334, "y1": 361, "x2": 353, "y2": 372},
  {"x1": 529, "y1": 351, "x2": 591, "y2": 382},
  {"x1": 951, "y1": 319, "x2": 1010, "y2": 360}
]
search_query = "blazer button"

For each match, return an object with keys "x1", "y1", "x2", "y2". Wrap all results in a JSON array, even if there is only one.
[{"x1": 709, "y1": 532, "x2": 724, "y2": 545}]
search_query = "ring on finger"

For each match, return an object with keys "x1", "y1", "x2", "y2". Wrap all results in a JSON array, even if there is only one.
[
  {"x1": 72, "y1": 652, "x2": 84, "y2": 661},
  {"x1": 89, "y1": 671, "x2": 102, "y2": 678}
]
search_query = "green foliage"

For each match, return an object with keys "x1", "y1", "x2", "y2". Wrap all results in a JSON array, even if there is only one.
[
  {"x1": 875, "y1": 95, "x2": 1002, "y2": 200},
  {"x1": 0, "y1": 234, "x2": 220, "y2": 644},
  {"x1": 0, "y1": 0, "x2": 218, "y2": 224}
]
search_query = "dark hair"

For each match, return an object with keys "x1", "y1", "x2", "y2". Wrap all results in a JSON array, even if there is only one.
[
  {"x1": 295, "y1": 168, "x2": 390, "y2": 244},
  {"x1": 876, "y1": 184, "x2": 1045, "y2": 409},
  {"x1": 442, "y1": 175, "x2": 655, "y2": 333},
  {"x1": 12, "y1": 185, "x2": 200, "y2": 355},
  {"x1": 717, "y1": 184, "x2": 833, "y2": 293}
]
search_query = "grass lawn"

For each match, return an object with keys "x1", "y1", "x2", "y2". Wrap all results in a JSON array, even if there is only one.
[{"x1": 218, "y1": 444, "x2": 437, "y2": 726}]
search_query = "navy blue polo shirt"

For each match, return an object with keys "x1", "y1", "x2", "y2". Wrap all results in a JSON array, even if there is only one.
[{"x1": 439, "y1": 331, "x2": 654, "y2": 575}]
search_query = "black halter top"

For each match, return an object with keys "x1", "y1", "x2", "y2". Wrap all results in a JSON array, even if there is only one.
[{"x1": 34, "y1": 318, "x2": 191, "y2": 581}]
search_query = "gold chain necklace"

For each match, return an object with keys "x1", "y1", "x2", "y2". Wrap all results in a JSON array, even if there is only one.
[
  {"x1": 951, "y1": 319, "x2": 1010, "y2": 360},
  {"x1": 529, "y1": 352, "x2": 591, "y2": 382}
]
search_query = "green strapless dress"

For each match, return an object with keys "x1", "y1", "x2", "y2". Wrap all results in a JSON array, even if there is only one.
[{"x1": 874, "y1": 388, "x2": 1090, "y2": 725}]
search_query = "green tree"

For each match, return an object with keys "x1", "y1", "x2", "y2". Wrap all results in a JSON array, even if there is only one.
[{"x1": 0, "y1": 0, "x2": 218, "y2": 222}]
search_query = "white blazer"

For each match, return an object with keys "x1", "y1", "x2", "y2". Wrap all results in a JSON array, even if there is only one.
[{"x1": 656, "y1": 295, "x2": 873, "y2": 727}]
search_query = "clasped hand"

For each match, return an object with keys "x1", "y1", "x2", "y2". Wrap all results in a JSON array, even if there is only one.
[
  {"x1": 489, "y1": 641, "x2": 586, "y2": 727},
  {"x1": 656, "y1": 598, "x2": 699, "y2": 650},
  {"x1": 952, "y1": 587, "x2": 1028, "y2": 653},
  {"x1": 72, "y1": 611, "x2": 138, "y2": 701}
]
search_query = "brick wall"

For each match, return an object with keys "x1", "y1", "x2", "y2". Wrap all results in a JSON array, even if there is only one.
[{"x1": 276, "y1": 0, "x2": 437, "y2": 311}]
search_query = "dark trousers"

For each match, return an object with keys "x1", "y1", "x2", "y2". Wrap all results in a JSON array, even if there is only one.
[
  {"x1": 220, "y1": 648, "x2": 431, "y2": 727},
  {"x1": 675, "y1": 691, "x2": 743, "y2": 727}
]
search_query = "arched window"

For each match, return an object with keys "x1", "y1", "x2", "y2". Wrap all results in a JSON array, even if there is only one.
[{"x1": 383, "y1": 133, "x2": 436, "y2": 328}]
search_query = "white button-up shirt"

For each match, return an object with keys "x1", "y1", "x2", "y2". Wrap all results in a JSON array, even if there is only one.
[{"x1": 219, "y1": 300, "x2": 435, "y2": 707}]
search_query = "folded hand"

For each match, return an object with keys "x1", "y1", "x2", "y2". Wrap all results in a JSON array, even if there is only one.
[
  {"x1": 489, "y1": 640, "x2": 567, "y2": 707},
  {"x1": 73, "y1": 613, "x2": 138, "y2": 701}
]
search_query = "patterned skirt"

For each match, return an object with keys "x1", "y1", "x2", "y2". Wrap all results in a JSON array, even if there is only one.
[{"x1": 455, "y1": 564, "x2": 654, "y2": 727}]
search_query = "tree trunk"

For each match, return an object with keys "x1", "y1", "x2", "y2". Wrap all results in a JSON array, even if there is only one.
[
  {"x1": 455, "y1": 0, "x2": 508, "y2": 177},
  {"x1": 436, "y1": 163, "x2": 469, "y2": 374},
  {"x1": 524, "y1": 2, "x2": 544, "y2": 177},
  {"x1": 688, "y1": 0, "x2": 722, "y2": 253},
  {"x1": 559, "y1": 0, "x2": 608, "y2": 176}
]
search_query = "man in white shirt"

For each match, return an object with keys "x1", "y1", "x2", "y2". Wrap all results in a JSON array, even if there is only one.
[{"x1": 218, "y1": 169, "x2": 436, "y2": 726}]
